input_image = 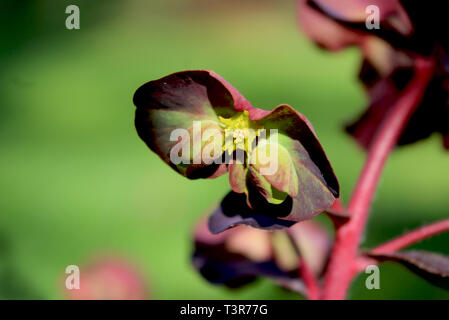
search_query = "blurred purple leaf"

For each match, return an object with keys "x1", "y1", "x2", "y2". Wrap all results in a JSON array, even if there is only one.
[
  {"x1": 369, "y1": 250, "x2": 449, "y2": 290},
  {"x1": 192, "y1": 216, "x2": 332, "y2": 295},
  {"x1": 298, "y1": 0, "x2": 449, "y2": 150}
]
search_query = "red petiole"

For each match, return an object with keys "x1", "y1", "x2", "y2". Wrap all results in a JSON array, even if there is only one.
[{"x1": 309, "y1": 57, "x2": 436, "y2": 300}]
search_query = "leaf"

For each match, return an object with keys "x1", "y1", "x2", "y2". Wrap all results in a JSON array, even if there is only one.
[
  {"x1": 208, "y1": 191, "x2": 296, "y2": 234},
  {"x1": 305, "y1": 0, "x2": 412, "y2": 39},
  {"x1": 290, "y1": 221, "x2": 333, "y2": 276},
  {"x1": 299, "y1": 1, "x2": 449, "y2": 151},
  {"x1": 324, "y1": 209, "x2": 351, "y2": 227},
  {"x1": 311, "y1": 0, "x2": 405, "y2": 23},
  {"x1": 250, "y1": 140, "x2": 299, "y2": 199},
  {"x1": 247, "y1": 166, "x2": 290, "y2": 205},
  {"x1": 228, "y1": 162, "x2": 247, "y2": 194},
  {"x1": 193, "y1": 218, "x2": 293, "y2": 289},
  {"x1": 272, "y1": 220, "x2": 332, "y2": 276},
  {"x1": 297, "y1": 0, "x2": 362, "y2": 51},
  {"x1": 368, "y1": 250, "x2": 449, "y2": 290},
  {"x1": 192, "y1": 215, "x2": 332, "y2": 295},
  {"x1": 251, "y1": 105, "x2": 340, "y2": 222},
  {"x1": 133, "y1": 70, "x2": 251, "y2": 179},
  {"x1": 347, "y1": 65, "x2": 449, "y2": 150}
]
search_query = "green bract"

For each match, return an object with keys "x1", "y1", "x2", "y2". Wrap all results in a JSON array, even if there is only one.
[{"x1": 133, "y1": 70, "x2": 339, "y2": 232}]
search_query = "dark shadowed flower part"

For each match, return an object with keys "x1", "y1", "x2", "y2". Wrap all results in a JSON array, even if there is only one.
[
  {"x1": 298, "y1": 0, "x2": 449, "y2": 149},
  {"x1": 192, "y1": 217, "x2": 332, "y2": 295},
  {"x1": 134, "y1": 71, "x2": 339, "y2": 228}
]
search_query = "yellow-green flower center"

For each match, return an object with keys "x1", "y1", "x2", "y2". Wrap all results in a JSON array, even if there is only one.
[{"x1": 218, "y1": 110, "x2": 264, "y2": 153}]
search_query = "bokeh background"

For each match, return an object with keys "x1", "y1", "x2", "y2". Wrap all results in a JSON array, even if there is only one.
[{"x1": 0, "y1": 0, "x2": 448, "y2": 299}]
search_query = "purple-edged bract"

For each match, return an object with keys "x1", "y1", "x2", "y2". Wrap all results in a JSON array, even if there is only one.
[
  {"x1": 133, "y1": 70, "x2": 339, "y2": 232},
  {"x1": 298, "y1": 0, "x2": 449, "y2": 149},
  {"x1": 192, "y1": 217, "x2": 332, "y2": 293}
]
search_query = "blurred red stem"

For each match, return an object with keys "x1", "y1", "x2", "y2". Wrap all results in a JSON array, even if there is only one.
[
  {"x1": 371, "y1": 218, "x2": 449, "y2": 254},
  {"x1": 321, "y1": 58, "x2": 434, "y2": 300},
  {"x1": 354, "y1": 218, "x2": 449, "y2": 272},
  {"x1": 286, "y1": 230, "x2": 320, "y2": 300},
  {"x1": 299, "y1": 259, "x2": 320, "y2": 300}
]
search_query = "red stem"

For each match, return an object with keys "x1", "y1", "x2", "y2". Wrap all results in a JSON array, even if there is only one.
[
  {"x1": 321, "y1": 58, "x2": 434, "y2": 299},
  {"x1": 371, "y1": 218, "x2": 449, "y2": 254},
  {"x1": 286, "y1": 229, "x2": 320, "y2": 299},
  {"x1": 355, "y1": 218, "x2": 449, "y2": 271},
  {"x1": 299, "y1": 259, "x2": 320, "y2": 300}
]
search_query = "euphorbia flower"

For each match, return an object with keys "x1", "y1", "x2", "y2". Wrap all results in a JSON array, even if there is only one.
[
  {"x1": 192, "y1": 217, "x2": 332, "y2": 296},
  {"x1": 298, "y1": 0, "x2": 449, "y2": 149},
  {"x1": 65, "y1": 257, "x2": 148, "y2": 300},
  {"x1": 133, "y1": 71, "x2": 339, "y2": 231}
]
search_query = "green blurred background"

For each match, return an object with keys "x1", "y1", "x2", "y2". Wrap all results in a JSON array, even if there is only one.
[{"x1": 0, "y1": 0, "x2": 448, "y2": 299}]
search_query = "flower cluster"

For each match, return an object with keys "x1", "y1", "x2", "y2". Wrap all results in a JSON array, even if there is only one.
[
  {"x1": 298, "y1": 0, "x2": 449, "y2": 149},
  {"x1": 133, "y1": 70, "x2": 339, "y2": 232},
  {"x1": 131, "y1": 1, "x2": 449, "y2": 300},
  {"x1": 65, "y1": 258, "x2": 148, "y2": 300},
  {"x1": 192, "y1": 216, "x2": 331, "y2": 294}
]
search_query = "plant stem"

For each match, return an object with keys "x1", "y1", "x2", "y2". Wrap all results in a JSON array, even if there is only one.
[
  {"x1": 371, "y1": 218, "x2": 449, "y2": 254},
  {"x1": 354, "y1": 218, "x2": 449, "y2": 271},
  {"x1": 321, "y1": 58, "x2": 434, "y2": 300},
  {"x1": 286, "y1": 230, "x2": 320, "y2": 299},
  {"x1": 299, "y1": 260, "x2": 320, "y2": 300}
]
